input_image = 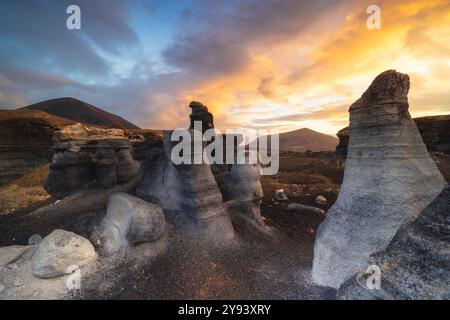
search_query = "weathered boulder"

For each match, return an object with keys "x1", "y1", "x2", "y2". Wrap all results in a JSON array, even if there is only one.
[
  {"x1": 338, "y1": 185, "x2": 450, "y2": 300},
  {"x1": 315, "y1": 195, "x2": 327, "y2": 206},
  {"x1": 44, "y1": 123, "x2": 140, "y2": 199},
  {"x1": 32, "y1": 229, "x2": 96, "y2": 278},
  {"x1": 312, "y1": 70, "x2": 446, "y2": 289},
  {"x1": 94, "y1": 193, "x2": 166, "y2": 255},
  {"x1": 275, "y1": 189, "x2": 288, "y2": 201},
  {"x1": 189, "y1": 101, "x2": 214, "y2": 133},
  {"x1": 332, "y1": 115, "x2": 450, "y2": 163},
  {"x1": 28, "y1": 234, "x2": 42, "y2": 245},
  {"x1": 213, "y1": 157, "x2": 265, "y2": 225},
  {"x1": 287, "y1": 203, "x2": 325, "y2": 215}
]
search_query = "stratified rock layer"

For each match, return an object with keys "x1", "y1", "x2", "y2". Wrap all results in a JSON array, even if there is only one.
[
  {"x1": 0, "y1": 109, "x2": 74, "y2": 185},
  {"x1": 32, "y1": 229, "x2": 96, "y2": 278},
  {"x1": 332, "y1": 115, "x2": 450, "y2": 163},
  {"x1": 312, "y1": 70, "x2": 446, "y2": 288},
  {"x1": 338, "y1": 185, "x2": 450, "y2": 299},
  {"x1": 44, "y1": 123, "x2": 140, "y2": 199},
  {"x1": 137, "y1": 131, "x2": 235, "y2": 241}
]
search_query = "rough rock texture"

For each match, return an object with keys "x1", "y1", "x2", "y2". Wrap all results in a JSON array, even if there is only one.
[
  {"x1": 0, "y1": 109, "x2": 74, "y2": 185},
  {"x1": 0, "y1": 245, "x2": 30, "y2": 268},
  {"x1": 32, "y1": 229, "x2": 96, "y2": 278},
  {"x1": 415, "y1": 115, "x2": 450, "y2": 154},
  {"x1": 0, "y1": 239, "x2": 95, "y2": 299},
  {"x1": 137, "y1": 131, "x2": 235, "y2": 241},
  {"x1": 44, "y1": 123, "x2": 140, "y2": 199},
  {"x1": 189, "y1": 101, "x2": 214, "y2": 133},
  {"x1": 124, "y1": 129, "x2": 163, "y2": 162},
  {"x1": 338, "y1": 185, "x2": 450, "y2": 300},
  {"x1": 93, "y1": 193, "x2": 166, "y2": 255},
  {"x1": 312, "y1": 70, "x2": 446, "y2": 289},
  {"x1": 333, "y1": 115, "x2": 450, "y2": 163},
  {"x1": 212, "y1": 155, "x2": 265, "y2": 226}
]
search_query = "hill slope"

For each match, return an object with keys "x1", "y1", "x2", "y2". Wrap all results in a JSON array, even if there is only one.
[
  {"x1": 271, "y1": 128, "x2": 338, "y2": 152},
  {"x1": 23, "y1": 97, "x2": 140, "y2": 130}
]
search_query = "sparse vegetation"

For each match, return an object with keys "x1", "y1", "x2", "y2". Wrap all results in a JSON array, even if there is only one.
[{"x1": 0, "y1": 164, "x2": 51, "y2": 214}]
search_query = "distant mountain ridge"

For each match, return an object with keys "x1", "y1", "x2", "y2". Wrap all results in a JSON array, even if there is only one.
[
  {"x1": 258, "y1": 127, "x2": 338, "y2": 152},
  {"x1": 278, "y1": 128, "x2": 338, "y2": 152},
  {"x1": 23, "y1": 97, "x2": 140, "y2": 130}
]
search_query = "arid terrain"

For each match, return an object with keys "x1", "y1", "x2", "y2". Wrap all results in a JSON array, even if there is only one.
[
  {"x1": 0, "y1": 151, "x2": 341, "y2": 299},
  {"x1": 1, "y1": 148, "x2": 447, "y2": 299}
]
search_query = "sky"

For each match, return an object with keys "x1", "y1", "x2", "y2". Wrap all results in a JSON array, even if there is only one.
[{"x1": 0, "y1": 0, "x2": 449, "y2": 135}]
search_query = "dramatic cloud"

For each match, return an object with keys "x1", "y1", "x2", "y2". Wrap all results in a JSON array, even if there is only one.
[{"x1": 0, "y1": 0, "x2": 449, "y2": 134}]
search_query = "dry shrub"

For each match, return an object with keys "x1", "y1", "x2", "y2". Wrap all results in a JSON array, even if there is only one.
[{"x1": 0, "y1": 164, "x2": 50, "y2": 214}]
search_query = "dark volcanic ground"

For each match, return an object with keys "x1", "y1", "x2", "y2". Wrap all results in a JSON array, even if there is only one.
[
  {"x1": 0, "y1": 188, "x2": 337, "y2": 300},
  {"x1": 0, "y1": 152, "x2": 344, "y2": 299},
  {"x1": 76, "y1": 205, "x2": 336, "y2": 300}
]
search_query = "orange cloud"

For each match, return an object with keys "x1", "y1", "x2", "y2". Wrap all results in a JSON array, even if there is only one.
[{"x1": 147, "y1": 0, "x2": 450, "y2": 136}]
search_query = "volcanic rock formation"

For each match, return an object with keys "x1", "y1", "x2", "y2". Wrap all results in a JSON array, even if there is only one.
[
  {"x1": 338, "y1": 184, "x2": 450, "y2": 300},
  {"x1": 137, "y1": 101, "x2": 267, "y2": 241},
  {"x1": 189, "y1": 101, "x2": 214, "y2": 133},
  {"x1": 332, "y1": 115, "x2": 450, "y2": 163},
  {"x1": 0, "y1": 109, "x2": 74, "y2": 185},
  {"x1": 44, "y1": 123, "x2": 140, "y2": 199},
  {"x1": 312, "y1": 70, "x2": 446, "y2": 289},
  {"x1": 93, "y1": 192, "x2": 166, "y2": 255}
]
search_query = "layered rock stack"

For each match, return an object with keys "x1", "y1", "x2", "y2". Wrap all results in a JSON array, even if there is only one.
[
  {"x1": 137, "y1": 101, "x2": 267, "y2": 241},
  {"x1": 332, "y1": 115, "x2": 450, "y2": 163},
  {"x1": 189, "y1": 101, "x2": 214, "y2": 133},
  {"x1": 212, "y1": 155, "x2": 265, "y2": 227},
  {"x1": 312, "y1": 70, "x2": 446, "y2": 289},
  {"x1": 45, "y1": 123, "x2": 139, "y2": 199},
  {"x1": 331, "y1": 127, "x2": 348, "y2": 164},
  {"x1": 338, "y1": 185, "x2": 450, "y2": 299},
  {"x1": 137, "y1": 130, "x2": 235, "y2": 241}
]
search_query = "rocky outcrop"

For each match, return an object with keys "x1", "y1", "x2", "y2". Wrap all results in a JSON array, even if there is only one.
[
  {"x1": 136, "y1": 101, "x2": 268, "y2": 241},
  {"x1": 331, "y1": 127, "x2": 348, "y2": 164},
  {"x1": 44, "y1": 123, "x2": 140, "y2": 199},
  {"x1": 137, "y1": 131, "x2": 235, "y2": 241},
  {"x1": 415, "y1": 115, "x2": 450, "y2": 154},
  {"x1": 0, "y1": 229, "x2": 97, "y2": 299},
  {"x1": 0, "y1": 109, "x2": 74, "y2": 185},
  {"x1": 312, "y1": 70, "x2": 446, "y2": 289},
  {"x1": 338, "y1": 185, "x2": 450, "y2": 300},
  {"x1": 32, "y1": 229, "x2": 96, "y2": 278},
  {"x1": 189, "y1": 101, "x2": 214, "y2": 133},
  {"x1": 93, "y1": 193, "x2": 166, "y2": 255},
  {"x1": 212, "y1": 154, "x2": 265, "y2": 226},
  {"x1": 0, "y1": 245, "x2": 30, "y2": 268},
  {"x1": 333, "y1": 115, "x2": 450, "y2": 163}
]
